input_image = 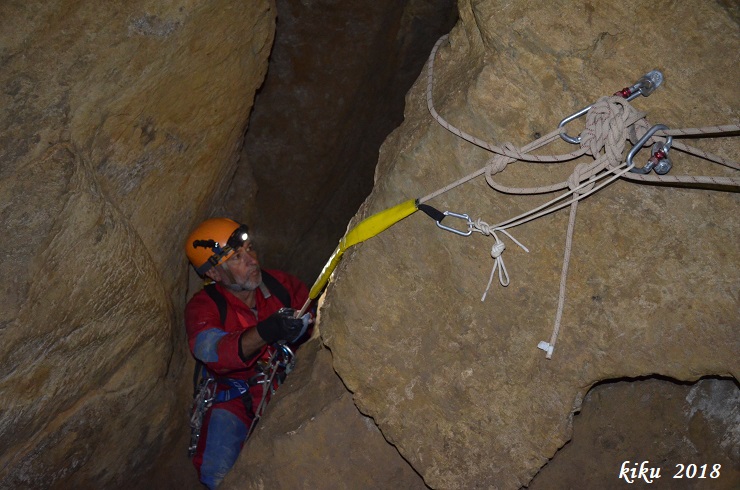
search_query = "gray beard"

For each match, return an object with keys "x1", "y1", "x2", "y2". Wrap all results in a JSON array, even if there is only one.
[
  {"x1": 221, "y1": 264, "x2": 262, "y2": 292},
  {"x1": 238, "y1": 269, "x2": 262, "y2": 291}
]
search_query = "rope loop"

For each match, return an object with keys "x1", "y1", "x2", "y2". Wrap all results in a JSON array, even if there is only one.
[{"x1": 567, "y1": 162, "x2": 596, "y2": 194}]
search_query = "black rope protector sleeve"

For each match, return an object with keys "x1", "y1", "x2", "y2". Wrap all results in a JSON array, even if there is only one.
[{"x1": 418, "y1": 203, "x2": 446, "y2": 222}]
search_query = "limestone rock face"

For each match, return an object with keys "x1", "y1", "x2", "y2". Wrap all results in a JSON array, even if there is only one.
[
  {"x1": 0, "y1": 1, "x2": 275, "y2": 487},
  {"x1": 318, "y1": 0, "x2": 739, "y2": 488},
  {"x1": 528, "y1": 378, "x2": 740, "y2": 488},
  {"x1": 221, "y1": 338, "x2": 428, "y2": 490}
]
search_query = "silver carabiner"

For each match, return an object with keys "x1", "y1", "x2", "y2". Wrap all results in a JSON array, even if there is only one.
[
  {"x1": 618, "y1": 69, "x2": 664, "y2": 99},
  {"x1": 558, "y1": 70, "x2": 664, "y2": 144},
  {"x1": 558, "y1": 105, "x2": 592, "y2": 144},
  {"x1": 627, "y1": 124, "x2": 672, "y2": 174},
  {"x1": 436, "y1": 211, "x2": 473, "y2": 236},
  {"x1": 278, "y1": 344, "x2": 296, "y2": 373}
]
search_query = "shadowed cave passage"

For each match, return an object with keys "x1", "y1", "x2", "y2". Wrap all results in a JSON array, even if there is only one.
[{"x1": 222, "y1": 0, "x2": 459, "y2": 287}]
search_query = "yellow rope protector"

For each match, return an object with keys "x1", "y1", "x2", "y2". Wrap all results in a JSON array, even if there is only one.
[{"x1": 307, "y1": 198, "x2": 418, "y2": 302}]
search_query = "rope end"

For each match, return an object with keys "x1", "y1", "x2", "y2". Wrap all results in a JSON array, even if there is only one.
[{"x1": 537, "y1": 341, "x2": 554, "y2": 359}]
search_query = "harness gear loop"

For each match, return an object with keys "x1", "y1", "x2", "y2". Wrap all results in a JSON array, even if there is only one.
[
  {"x1": 188, "y1": 344, "x2": 295, "y2": 457},
  {"x1": 188, "y1": 375, "x2": 217, "y2": 457},
  {"x1": 246, "y1": 343, "x2": 294, "y2": 439},
  {"x1": 558, "y1": 69, "x2": 663, "y2": 144}
]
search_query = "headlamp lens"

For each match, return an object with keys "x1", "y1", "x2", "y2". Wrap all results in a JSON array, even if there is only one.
[{"x1": 226, "y1": 224, "x2": 249, "y2": 250}]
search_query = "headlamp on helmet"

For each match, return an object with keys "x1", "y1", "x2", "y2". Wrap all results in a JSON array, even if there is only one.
[{"x1": 185, "y1": 218, "x2": 250, "y2": 276}]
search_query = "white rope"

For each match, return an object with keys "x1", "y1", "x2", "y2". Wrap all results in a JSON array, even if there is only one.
[
  {"x1": 422, "y1": 34, "x2": 739, "y2": 360},
  {"x1": 493, "y1": 162, "x2": 635, "y2": 231},
  {"x1": 539, "y1": 199, "x2": 579, "y2": 359},
  {"x1": 471, "y1": 220, "x2": 530, "y2": 301}
]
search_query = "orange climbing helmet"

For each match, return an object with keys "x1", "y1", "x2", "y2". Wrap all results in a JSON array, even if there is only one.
[{"x1": 185, "y1": 218, "x2": 250, "y2": 275}]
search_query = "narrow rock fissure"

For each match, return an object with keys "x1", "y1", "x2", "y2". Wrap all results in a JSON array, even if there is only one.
[{"x1": 152, "y1": 1, "x2": 459, "y2": 488}]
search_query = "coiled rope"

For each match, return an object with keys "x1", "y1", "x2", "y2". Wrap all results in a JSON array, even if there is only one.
[{"x1": 421, "y1": 34, "x2": 739, "y2": 359}]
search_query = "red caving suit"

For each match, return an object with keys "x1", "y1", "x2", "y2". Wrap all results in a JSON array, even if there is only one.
[{"x1": 185, "y1": 269, "x2": 308, "y2": 489}]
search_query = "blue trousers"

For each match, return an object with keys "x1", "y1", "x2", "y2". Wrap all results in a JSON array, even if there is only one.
[{"x1": 193, "y1": 402, "x2": 251, "y2": 489}]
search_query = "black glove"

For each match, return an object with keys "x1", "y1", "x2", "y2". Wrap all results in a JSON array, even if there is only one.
[{"x1": 256, "y1": 308, "x2": 309, "y2": 344}]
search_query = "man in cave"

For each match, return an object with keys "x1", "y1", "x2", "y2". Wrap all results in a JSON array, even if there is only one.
[{"x1": 184, "y1": 217, "x2": 312, "y2": 489}]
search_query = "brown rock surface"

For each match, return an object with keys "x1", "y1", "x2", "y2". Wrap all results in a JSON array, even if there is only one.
[
  {"x1": 2, "y1": 0, "x2": 738, "y2": 488},
  {"x1": 318, "y1": 0, "x2": 740, "y2": 488},
  {"x1": 528, "y1": 377, "x2": 740, "y2": 489},
  {"x1": 0, "y1": 1, "x2": 275, "y2": 487},
  {"x1": 221, "y1": 338, "x2": 428, "y2": 489}
]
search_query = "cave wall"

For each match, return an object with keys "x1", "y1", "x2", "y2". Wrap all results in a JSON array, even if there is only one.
[
  {"x1": 0, "y1": 1, "x2": 276, "y2": 487},
  {"x1": 317, "y1": 0, "x2": 739, "y2": 488},
  {"x1": 222, "y1": 337, "x2": 429, "y2": 490},
  {"x1": 528, "y1": 377, "x2": 740, "y2": 489},
  {"x1": 227, "y1": 0, "x2": 738, "y2": 489},
  {"x1": 2, "y1": 0, "x2": 738, "y2": 488}
]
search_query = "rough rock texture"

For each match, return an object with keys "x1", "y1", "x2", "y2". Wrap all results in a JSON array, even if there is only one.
[
  {"x1": 222, "y1": 337, "x2": 429, "y2": 490},
  {"x1": 317, "y1": 0, "x2": 739, "y2": 488},
  {"x1": 0, "y1": 1, "x2": 275, "y2": 487},
  {"x1": 224, "y1": 0, "x2": 458, "y2": 286},
  {"x1": 3, "y1": 0, "x2": 738, "y2": 488},
  {"x1": 528, "y1": 377, "x2": 740, "y2": 489}
]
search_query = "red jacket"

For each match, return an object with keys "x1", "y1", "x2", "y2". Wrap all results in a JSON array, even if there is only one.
[{"x1": 185, "y1": 269, "x2": 309, "y2": 382}]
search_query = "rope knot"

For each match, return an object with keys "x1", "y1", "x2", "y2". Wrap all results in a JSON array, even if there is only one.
[
  {"x1": 580, "y1": 96, "x2": 636, "y2": 168},
  {"x1": 567, "y1": 162, "x2": 595, "y2": 195},
  {"x1": 490, "y1": 241, "x2": 506, "y2": 258},
  {"x1": 473, "y1": 218, "x2": 492, "y2": 236},
  {"x1": 486, "y1": 154, "x2": 509, "y2": 176}
]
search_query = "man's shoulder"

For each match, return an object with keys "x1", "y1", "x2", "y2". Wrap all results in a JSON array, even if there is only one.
[
  {"x1": 185, "y1": 284, "x2": 221, "y2": 311},
  {"x1": 262, "y1": 269, "x2": 306, "y2": 290},
  {"x1": 262, "y1": 269, "x2": 292, "y2": 283}
]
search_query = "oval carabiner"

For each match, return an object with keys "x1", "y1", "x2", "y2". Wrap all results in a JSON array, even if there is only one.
[
  {"x1": 627, "y1": 124, "x2": 672, "y2": 174},
  {"x1": 436, "y1": 211, "x2": 473, "y2": 236},
  {"x1": 275, "y1": 344, "x2": 295, "y2": 374},
  {"x1": 558, "y1": 70, "x2": 664, "y2": 144},
  {"x1": 558, "y1": 105, "x2": 592, "y2": 144}
]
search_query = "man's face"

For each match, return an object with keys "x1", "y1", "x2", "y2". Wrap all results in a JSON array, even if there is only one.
[{"x1": 220, "y1": 241, "x2": 262, "y2": 290}]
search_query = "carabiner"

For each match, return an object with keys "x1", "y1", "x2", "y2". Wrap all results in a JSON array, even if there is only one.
[
  {"x1": 279, "y1": 344, "x2": 296, "y2": 373},
  {"x1": 614, "y1": 69, "x2": 664, "y2": 99},
  {"x1": 558, "y1": 70, "x2": 664, "y2": 144},
  {"x1": 558, "y1": 105, "x2": 592, "y2": 144},
  {"x1": 436, "y1": 211, "x2": 473, "y2": 236},
  {"x1": 627, "y1": 124, "x2": 673, "y2": 174}
]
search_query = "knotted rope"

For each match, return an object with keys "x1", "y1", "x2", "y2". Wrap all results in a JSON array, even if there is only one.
[{"x1": 420, "y1": 34, "x2": 740, "y2": 359}]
